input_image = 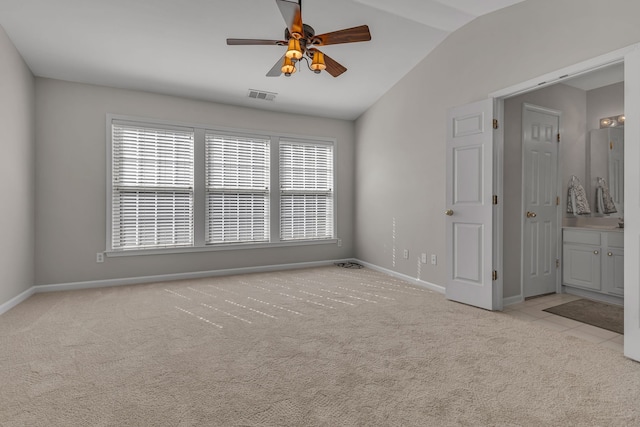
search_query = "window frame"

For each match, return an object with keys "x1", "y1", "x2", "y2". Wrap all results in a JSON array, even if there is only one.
[{"x1": 106, "y1": 114, "x2": 337, "y2": 257}]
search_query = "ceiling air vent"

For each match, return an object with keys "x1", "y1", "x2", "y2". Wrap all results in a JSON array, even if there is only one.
[{"x1": 247, "y1": 89, "x2": 277, "y2": 101}]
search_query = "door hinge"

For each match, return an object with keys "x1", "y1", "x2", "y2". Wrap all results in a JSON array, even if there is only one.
[
  {"x1": 610, "y1": 141, "x2": 614, "y2": 150},
  {"x1": 556, "y1": 196, "x2": 560, "y2": 206},
  {"x1": 492, "y1": 270, "x2": 498, "y2": 281},
  {"x1": 556, "y1": 259, "x2": 560, "y2": 268},
  {"x1": 557, "y1": 133, "x2": 561, "y2": 142},
  {"x1": 493, "y1": 119, "x2": 499, "y2": 130},
  {"x1": 493, "y1": 195, "x2": 498, "y2": 205}
]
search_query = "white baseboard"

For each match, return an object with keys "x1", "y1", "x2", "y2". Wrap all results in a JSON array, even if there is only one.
[
  {"x1": 2, "y1": 258, "x2": 447, "y2": 316},
  {"x1": 352, "y1": 259, "x2": 446, "y2": 294},
  {"x1": 0, "y1": 259, "x2": 351, "y2": 315},
  {"x1": 33, "y1": 259, "x2": 351, "y2": 293},
  {"x1": 503, "y1": 295, "x2": 524, "y2": 307},
  {"x1": 0, "y1": 287, "x2": 35, "y2": 316}
]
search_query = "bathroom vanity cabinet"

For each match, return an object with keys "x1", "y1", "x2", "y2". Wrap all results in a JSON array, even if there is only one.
[{"x1": 562, "y1": 228, "x2": 624, "y2": 298}]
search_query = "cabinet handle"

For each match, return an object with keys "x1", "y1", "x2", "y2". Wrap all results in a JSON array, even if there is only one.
[
  {"x1": 594, "y1": 250, "x2": 599, "y2": 255},
  {"x1": 608, "y1": 252, "x2": 613, "y2": 256}
]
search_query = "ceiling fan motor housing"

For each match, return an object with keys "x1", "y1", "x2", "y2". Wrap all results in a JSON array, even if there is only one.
[{"x1": 285, "y1": 24, "x2": 315, "y2": 42}]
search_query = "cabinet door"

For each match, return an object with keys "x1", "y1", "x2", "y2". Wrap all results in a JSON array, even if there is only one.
[
  {"x1": 563, "y1": 244, "x2": 601, "y2": 290},
  {"x1": 604, "y1": 248, "x2": 624, "y2": 296}
]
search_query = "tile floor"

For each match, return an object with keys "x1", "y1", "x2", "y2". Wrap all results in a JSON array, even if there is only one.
[{"x1": 502, "y1": 293, "x2": 624, "y2": 353}]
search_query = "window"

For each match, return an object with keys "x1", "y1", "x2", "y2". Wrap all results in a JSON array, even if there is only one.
[
  {"x1": 108, "y1": 115, "x2": 336, "y2": 254},
  {"x1": 111, "y1": 123, "x2": 194, "y2": 250},
  {"x1": 280, "y1": 141, "x2": 334, "y2": 240},
  {"x1": 205, "y1": 133, "x2": 270, "y2": 244}
]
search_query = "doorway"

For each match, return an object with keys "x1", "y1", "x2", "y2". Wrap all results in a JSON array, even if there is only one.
[
  {"x1": 445, "y1": 44, "x2": 640, "y2": 361},
  {"x1": 500, "y1": 65, "x2": 624, "y2": 303}
]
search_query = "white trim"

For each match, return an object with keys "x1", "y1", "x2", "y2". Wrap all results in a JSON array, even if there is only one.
[
  {"x1": 32, "y1": 259, "x2": 349, "y2": 293},
  {"x1": 353, "y1": 259, "x2": 446, "y2": 294},
  {"x1": 503, "y1": 295, "x2": 524, "y2": 307},
  {"x1": 106, "y1": 238, "x2": 338, "y2": 257},
  {"x1": 492, "y1": 98, "x2": 504, "y2": 311},
  {"x1": 0, "y1": 287, "x2": 35, "y2": 316}
]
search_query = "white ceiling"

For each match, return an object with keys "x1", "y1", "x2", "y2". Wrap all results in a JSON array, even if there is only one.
[{"x1": 0, "y1": 0, "x2": 525, "y2": 120}]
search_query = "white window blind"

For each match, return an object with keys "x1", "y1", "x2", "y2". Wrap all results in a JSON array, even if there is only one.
[
  {"x1": 111, "y1": 123, "x2": 194, "y2": 250},
  {"x1": 206, "y1": 133, "x2": 270, "y2": 244},
  {"x1": 279, "y1": 141, "x2": 334, "y2": 240}
]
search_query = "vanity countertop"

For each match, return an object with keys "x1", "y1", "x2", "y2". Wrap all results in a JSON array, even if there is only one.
[{"x1": 563, "y1": 225, "x2": 624, "y2": 232}]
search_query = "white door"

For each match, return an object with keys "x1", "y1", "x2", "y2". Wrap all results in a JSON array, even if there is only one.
[
  {"x1": 522, "y1": 104, "x2": 559, "y2": 298},
  {"x1": 624, "y1": 48, "x2": 640, "y2": 362},
  {"x1": 445, "y1": 99, "x2": 496, "y2": 310}
]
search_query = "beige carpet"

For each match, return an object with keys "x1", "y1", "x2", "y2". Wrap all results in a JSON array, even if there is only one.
[{"x1": 1, "y1": 266, "x2": 639, "y2": 426}]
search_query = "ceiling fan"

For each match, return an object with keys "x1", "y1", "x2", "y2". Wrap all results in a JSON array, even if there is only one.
[{"x1": 226, "y1": 0, "x2": 371, "y2": 78}]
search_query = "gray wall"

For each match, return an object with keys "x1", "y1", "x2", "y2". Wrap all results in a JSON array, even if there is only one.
[
  {"x1": 355, "y1": 0, "x2": 640, "y2": 289},
  {"x1": 0, "y1": 26, "x2": 35, "y2": 304},
  {"x1": 503, "y1": 84, "x2": 587, "y2": 299},
  {"x1": 34, "y1": 79, "x2": 355, "y2": 285}
]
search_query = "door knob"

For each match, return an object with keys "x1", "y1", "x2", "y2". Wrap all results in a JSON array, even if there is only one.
[
  {"x1": 594, "y1": 250, "x2": 599, "y2": 255},
  {"x1": 608, "y1": 252, "x2": 613, "y2": 256},
  {"x1": 526, "y1": 211, "x2": 537, "y2": 218},
  {"x1": 445, "y1": 209, "x2": 454, "y2": 216}
]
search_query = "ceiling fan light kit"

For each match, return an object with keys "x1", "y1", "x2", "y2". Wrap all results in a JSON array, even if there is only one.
[
  {"x1": 310, "y1": 51, "x2": 326, "y2": 73},
  {"x1": 227, "y1": 0, "x2": 371, "y2": 78},
  {"x1": 281, "y1": 56, "x2": 297, "y2": 76},
  {"x1": 285, "y1": 39, "x2": 303, "y2": 61}
]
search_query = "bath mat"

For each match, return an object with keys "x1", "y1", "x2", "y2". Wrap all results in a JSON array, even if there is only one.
[{"x1": 543, "y1": 298, "x2": 623, "y2": 334}]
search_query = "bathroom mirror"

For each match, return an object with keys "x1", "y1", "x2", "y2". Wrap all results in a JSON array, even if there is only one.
[{"x1": 586, "y1": 127, "x2": 624, "y2": 216}]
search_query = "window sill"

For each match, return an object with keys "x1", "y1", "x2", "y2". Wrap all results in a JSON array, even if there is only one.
[{"x1": 105, "y1": 238, "x2": 338, "y2": 258}]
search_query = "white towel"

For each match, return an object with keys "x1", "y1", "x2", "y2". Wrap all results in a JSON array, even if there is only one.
[
  {"x1": 596, "y1": 177, "x2": 617, "y2": 214},
  {"x1": 567, "y1": 176, "x2": 591, "y2": 215}
]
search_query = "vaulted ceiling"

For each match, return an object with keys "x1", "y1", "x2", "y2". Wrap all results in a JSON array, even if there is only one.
[{"x1": 0, "y1": 0, "x2": 525, "y2": 119}]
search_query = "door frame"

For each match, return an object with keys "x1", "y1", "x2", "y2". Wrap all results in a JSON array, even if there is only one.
[
  {"x1": 489, "y1": 43, "x2": 640, "y2": 362},
  {"x1": 520, "y1": 103, "x2": 562, "y2": 299}
]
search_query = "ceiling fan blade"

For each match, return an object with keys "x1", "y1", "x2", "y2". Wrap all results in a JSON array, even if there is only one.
[
  {"x1": 227, "y1": 38, "x2": 286, "y2": 46},
  {"x1": 312, "y1": 25, "x2": 371, "y2": 46},
  {"x1": 266, "y1": 55, "x2": 285, "y2": 77},
  {"x1": 319, "y1": 51, "x2": 347, "y2": 78},
  {"x1": 275, "y1": 0, "x2": 304, "y2": 36}
]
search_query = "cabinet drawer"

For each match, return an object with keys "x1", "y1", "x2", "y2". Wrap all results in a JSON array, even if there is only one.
[
  {"x1": 563, "y1": 229, "x2": 601, "y2": 245},
  {"x1": 608, "y1": 232, "x2": 624, "y2": 248}
]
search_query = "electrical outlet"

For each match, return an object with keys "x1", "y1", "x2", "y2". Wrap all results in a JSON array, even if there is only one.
[
  {"x1": 431, "y1": 254, "x2": 437, "y2": 265},
  {"x1": 96, "y1": 252, "x2": 104, "y2": 263},
  {"x1": 403, "y1": 249, "x2": 409, "y2": 259},
  {"x1": 421, "y1": 253, "x2": 427, "y2": 264},
  {"x1": 337, "y1": 238, "x2": 342, "y2": 247}
]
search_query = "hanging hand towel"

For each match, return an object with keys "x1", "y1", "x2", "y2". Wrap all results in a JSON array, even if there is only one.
[
  {"x1": 595, "y1": 177, "x2": 617, "y2": 214},
  {"x1": 567, "y1": 175, "x2": 591, "y2": 215}
]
